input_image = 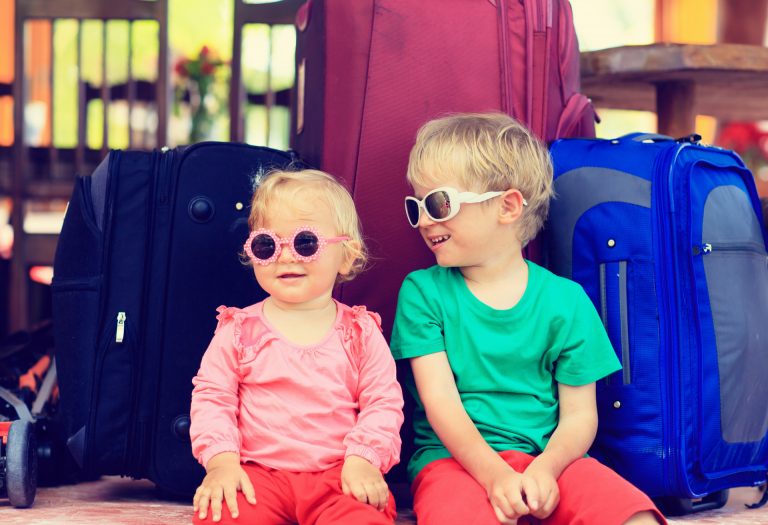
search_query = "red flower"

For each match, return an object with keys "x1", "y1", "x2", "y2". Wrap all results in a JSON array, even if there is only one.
[
  {"x1": 173, "y1": 46, "x2": 223, "y2": 82},
  {"x1": 174, "y1": 58, "x2": 189, "y2": 77},
  {"x1": 717, "y1": 122, "x2": 762, "y2": 153}
]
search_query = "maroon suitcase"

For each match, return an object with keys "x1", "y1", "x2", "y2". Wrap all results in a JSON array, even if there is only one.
[{"x1": 292, "y1": 0, "x2": 595, "y2": 338}]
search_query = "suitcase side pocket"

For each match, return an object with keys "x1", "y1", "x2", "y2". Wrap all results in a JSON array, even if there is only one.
[{"x1": 52, "y1": 177, "x2": 104, "y2": 469}]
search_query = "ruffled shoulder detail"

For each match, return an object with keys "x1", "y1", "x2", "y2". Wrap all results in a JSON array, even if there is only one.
[
  {"x1": 215, "y1": 305, "x2": 244, "y2": 332},
  {"x1": 337, "y1": 303, "x2": 383, "y2": 364},
  {"x1": 350, "y1": 304, "x2": 382, "y2": 335},
  {"x1": 214, "y1": 304, "x2": 276, "y2": 363}
]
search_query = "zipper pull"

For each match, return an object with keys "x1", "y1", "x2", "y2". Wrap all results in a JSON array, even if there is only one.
[
  {"x1": 692, "y1": 243, "x2": 713, "y2": 256},
  {"x1": 116, "y1": 312, "x2": 126, "y2": 343}
]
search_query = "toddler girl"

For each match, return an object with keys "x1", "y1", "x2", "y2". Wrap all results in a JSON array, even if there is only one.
[{"x1": 190, "y1": 169, "x2": 404, "y2": 524}]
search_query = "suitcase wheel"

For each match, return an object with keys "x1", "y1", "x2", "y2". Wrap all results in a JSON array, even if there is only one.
[
  {"x1": 654, "y1": 489, "x2": 729, "y2": 516},
  {"x1": 5, "y1": 419, "x2": 38, "y2": 508}
]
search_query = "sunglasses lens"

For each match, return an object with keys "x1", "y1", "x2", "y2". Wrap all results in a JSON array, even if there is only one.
[
  {"x1": 294, "y1": 230, "x2": 320, "y2": 257},
  {"x1": 425, "y1": 191, "x2": 452, "y2": 221},
  {"x1": 405, "y1": 199, "x2": 421, "y2": 226},
  {"x1": 251, "y1": 233, "x2": 276, "y2": 260}
]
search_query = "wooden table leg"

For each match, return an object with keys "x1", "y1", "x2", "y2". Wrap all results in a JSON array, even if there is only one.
[{"x1": 656, "y1": 80, "x2": 696, "y2": 138}]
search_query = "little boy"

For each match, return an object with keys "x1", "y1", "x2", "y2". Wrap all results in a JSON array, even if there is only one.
[{"x1": 390, "y1": 113, "x2": 666, "y2": 525}]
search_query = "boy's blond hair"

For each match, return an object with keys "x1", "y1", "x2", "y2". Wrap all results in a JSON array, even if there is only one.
[
  {"x1": 247, "y1": 169, "x2": 367, "y2": 282},
  {"x1": 407, "y1": 113, "x2": 553, "y2": 245}
]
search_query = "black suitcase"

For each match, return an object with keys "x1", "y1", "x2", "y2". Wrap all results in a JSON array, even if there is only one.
[{"x1": 52, "y1": 142, "x2": 297, "y2": 496}]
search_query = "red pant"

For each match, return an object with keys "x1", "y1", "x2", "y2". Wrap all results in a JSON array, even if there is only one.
[
  {"x1": 191, "y1": 463, "x2": 396, "y2": 525},
  {"x1": 412, "y1": 450, "x2": 667, "y2": 525}
]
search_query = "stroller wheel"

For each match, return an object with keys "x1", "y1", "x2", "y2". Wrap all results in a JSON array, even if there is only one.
[{"x1": 6, "y1": 419, "x2": 38, "y2": 508}]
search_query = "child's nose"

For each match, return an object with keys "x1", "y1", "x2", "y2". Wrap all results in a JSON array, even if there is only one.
[
  {"x1": 418, "y1": 209, "x2": 435, "y2": 228},
  {"x1": 277, "y1": 242, "x2": 298, "y2": 262}
]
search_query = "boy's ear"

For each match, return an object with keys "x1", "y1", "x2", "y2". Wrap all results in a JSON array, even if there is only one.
[
  {"x1": 498, "y1": 189, "x2": 526, "y2": 224},
  {"x1": 339, "y1": 239, "x2": 361, "y2": 276}
]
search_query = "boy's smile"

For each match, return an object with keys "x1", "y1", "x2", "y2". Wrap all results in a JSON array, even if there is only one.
[{"x1": 428, "y1": 234, "x2": 451, "y2": 249}]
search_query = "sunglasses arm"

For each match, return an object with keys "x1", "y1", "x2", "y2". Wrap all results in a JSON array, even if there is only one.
[{"x1": 459, "y1": 190, "x2": 504, "y2": 203}]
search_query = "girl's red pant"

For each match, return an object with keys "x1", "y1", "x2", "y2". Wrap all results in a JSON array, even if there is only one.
[{"x1": 192, "y1": 463, "x2": 396, "y2": 525}]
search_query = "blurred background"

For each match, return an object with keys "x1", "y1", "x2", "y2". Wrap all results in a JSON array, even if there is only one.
[{"x1": 0, "y1": 0, "x2": 766, "y2": 334}]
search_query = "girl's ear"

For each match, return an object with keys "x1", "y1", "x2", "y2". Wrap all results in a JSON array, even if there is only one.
[
  {"x1": 339, "y1": 240, "x2": 361, "y2": 276},
  {"x1": 498, "y1": 189, "x2": 526, "y2": 224}
]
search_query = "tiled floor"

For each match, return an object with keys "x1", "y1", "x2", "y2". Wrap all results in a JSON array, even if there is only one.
[{"x1": 0, "y1": 477, "x2": 766, "y2": 524}]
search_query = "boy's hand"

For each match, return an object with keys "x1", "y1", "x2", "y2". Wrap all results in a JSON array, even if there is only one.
[
  {"x1": 484, "y1": 465, "x2": 538, "y2": 524},
  {"x1": 522, "y1": 459, "x2": 560, "y2": 519},
  {"x1": 193, "y1": 459, "x2": 256, "y2": 522},
  {"x1": 341, "y1": 455, "x2": 389, "y2": 511}
]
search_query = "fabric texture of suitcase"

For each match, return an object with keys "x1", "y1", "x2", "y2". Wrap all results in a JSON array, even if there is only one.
[
  {"x1": 544, "y1": 133, "x2": 768, "y2": 503},
  {"x1": 51, "y1": 143, "x2": 297, "y2": 496},
  {"x1": 291, "y1": 0, "x2": 596, "y2": 339}
]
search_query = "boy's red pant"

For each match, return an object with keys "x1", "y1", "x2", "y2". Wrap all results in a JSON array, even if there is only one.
[
  {"x1": 412, "y1": 450, "x2": 667, "y2": 525},
  {"x1": 191, "y1": 463, "x2": 396, "y2": 525}
]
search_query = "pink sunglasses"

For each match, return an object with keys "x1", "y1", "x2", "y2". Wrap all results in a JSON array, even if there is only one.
[{"x1": 244, "y1": 226, "x2": 350, "y2": 265}]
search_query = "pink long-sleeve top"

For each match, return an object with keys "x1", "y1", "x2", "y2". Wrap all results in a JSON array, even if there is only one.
[{"x1": 190, "y1": 300, "x2": 404, "y2": 473}]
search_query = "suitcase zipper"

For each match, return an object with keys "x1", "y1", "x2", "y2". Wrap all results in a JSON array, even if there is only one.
[
  {"x1": 157, "y1": 147, "x2": 175, "y2": 205},
  {"x1": 123, "y1": 148, "x2": 167, "y2": 477},
  {"x1": 115, "y1": 312, "x2": 126, "y2": 343},
  {"x1": 693, "y1": 241, "x2": 766, "y2": 256},
  {"x1": 529, "y1": 0, "x2": 549, "y2": 136},
  {"x1": 655, "y1": 142, "x2": 688, "y2": 496},
  {"x1": 497, "y1": 0, "x2": 514, "y2": 117}
]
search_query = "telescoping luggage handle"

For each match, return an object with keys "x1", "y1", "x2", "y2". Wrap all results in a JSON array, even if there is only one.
[{"x1": 494, "y1": 0, "x2": 551, "y2": 136}]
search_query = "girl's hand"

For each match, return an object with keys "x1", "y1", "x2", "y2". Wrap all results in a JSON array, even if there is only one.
[
  {"x1": 193, "y1": 459, "x2": 256, "y2": 522},
  {"x1": 341, "y1": 455, "x2": 389, "y2": 511}
]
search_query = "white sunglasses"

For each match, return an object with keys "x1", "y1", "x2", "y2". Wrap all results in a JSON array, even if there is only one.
[{"x1": 404, "y1": 186, "x2": 527, "y2": 227}]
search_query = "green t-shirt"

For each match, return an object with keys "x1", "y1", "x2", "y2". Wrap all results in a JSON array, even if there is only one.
[{"x1": 390, "y1": 261, "x2": 620, "y2": 481}]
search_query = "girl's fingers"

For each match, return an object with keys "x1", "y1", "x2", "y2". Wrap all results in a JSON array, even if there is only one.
[
  {"x1": 240, "y1": 475, "x2": 257, "y2": 505},
  {"x1": 377, "y1": 484, "x2": 389, "y2": 511},
  {"x1": 341, "y1": 479, "x2": 352, "y2": 496},
  {"x1": 197, "y1": 489, "x2": 211, "y2": 519},
  {"x1": 223, "y1": 486, "x2": 239, "y2": 519},
  {"x1": 364, "y1": 482, "x2": 382, "y2": 510},
  {"x1": 351, "y1": 485, "x2": 368, "y2": 504},
  {"x1": 210, "y1": 487, "x2": 224, "y2": 522}
]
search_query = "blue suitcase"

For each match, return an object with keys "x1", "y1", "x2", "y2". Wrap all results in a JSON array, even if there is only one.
[
  {"x1": 544, "y1": 133, "x2": 768, "y2": 513},
  {"x1": 52, "y1": 143, "x2": 297, "y2": 496}
]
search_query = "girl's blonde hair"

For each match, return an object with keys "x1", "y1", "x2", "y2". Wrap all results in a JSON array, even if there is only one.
[
  {"x1": 407, "y1": 113, "x2": 554, "y2": 245},
  {"x1": 247, "y1": 169, "x2": 367, "y2": 282}
]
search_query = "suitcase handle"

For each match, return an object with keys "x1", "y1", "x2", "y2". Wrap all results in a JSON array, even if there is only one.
[
  {"x1": 621, "y1": 132, "x2": 702, "y2": 144},
  {"x1": 625, "y1": 133, "x2": 674, "y2": 143}
]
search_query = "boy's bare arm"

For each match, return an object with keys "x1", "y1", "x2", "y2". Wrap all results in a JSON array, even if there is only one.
[
  {"x1": 520, "y1": 382, "x2": 597, "y2": 519},
  {"x1": 411, "y1": 353, "x2": 534, "y2": 522},
  {"x1": 411, "y1": 353, "x2": 508, "y2": 482},
  {"x1": 532, "y1": 382, "x2": 598, "y2": 477}
]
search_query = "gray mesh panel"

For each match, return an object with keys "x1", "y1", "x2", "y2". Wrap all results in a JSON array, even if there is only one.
[{"x1": 702, "y1": 185, "x2": 768, "y2": 443}]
